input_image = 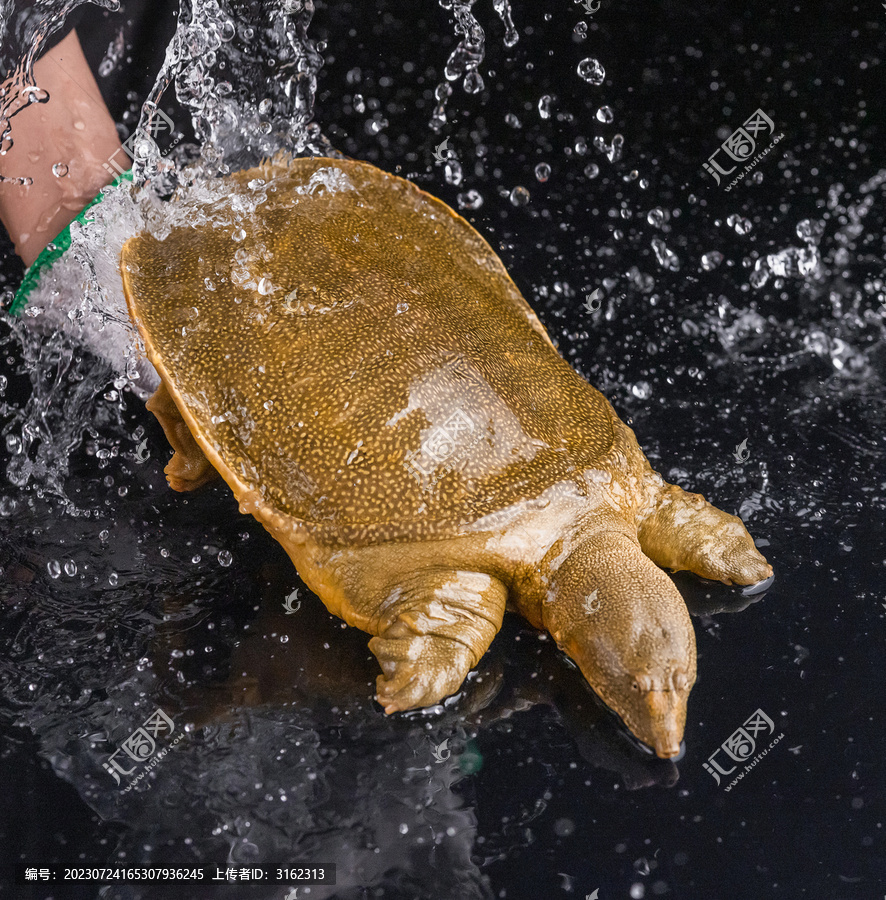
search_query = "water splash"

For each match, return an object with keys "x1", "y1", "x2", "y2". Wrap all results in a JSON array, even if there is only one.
[
  {"x1": 133, "y1": 0, "x2": 329, "y2": 183},
  {"x1": 431, "y1": 0, "x2": 518, "y2": 130},
  {"x1": 1, "y1": 0, "x2": 331, "y2": 498}
]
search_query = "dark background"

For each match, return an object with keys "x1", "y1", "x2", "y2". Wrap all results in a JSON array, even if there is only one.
[{"x1": 1, "y1": 1, "x2": 884, "y2": 898}]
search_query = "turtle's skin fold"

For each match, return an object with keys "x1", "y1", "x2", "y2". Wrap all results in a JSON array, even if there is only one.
[{"x1": 121, "y1": 155, "x2": 773, "y2": 759}]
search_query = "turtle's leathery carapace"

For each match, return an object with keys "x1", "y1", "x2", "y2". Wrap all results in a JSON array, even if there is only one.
[{"x1": 120, "y1": 156, "x2": 773, "y2": 758}]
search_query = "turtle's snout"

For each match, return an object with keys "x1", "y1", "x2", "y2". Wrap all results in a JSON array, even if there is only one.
[
  {"x1": 627, "y1": 683, "x2": 691, "y2": 760},
  {"x1": 641, "y1": 689, "x2": 685, "y2": 758}
]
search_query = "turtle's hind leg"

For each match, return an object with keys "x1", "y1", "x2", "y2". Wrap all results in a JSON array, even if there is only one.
[
  {"x1": 146, "y1": 379, "x2": 219, "y2": 491},
  {"x1": 367, "y1": 569, "x2": 507, "y2": 713}
]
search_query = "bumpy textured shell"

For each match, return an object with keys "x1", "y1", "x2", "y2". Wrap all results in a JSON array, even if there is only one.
[{"x1": 121, "y1": 157, "x2": 615, "y2": 543}]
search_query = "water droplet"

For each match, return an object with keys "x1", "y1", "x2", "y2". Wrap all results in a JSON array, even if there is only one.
[
  {"x1": 651, "y1": 237, "x2": 681, "y2": 271},
  {"x1": 701, "y1": 251, "x2": 724, "y2": 271},
  {"x1": 64, "y1": 560, "x2": 77, "y2": 577},
  {"x1": 538, "y1": 95, "x2": 553, "y2": 119},
  {"x1": 52, "y1": 162, "x2": 69, "y2": 177},
  {"x1": 509, "y1": 186, "x2": 530, "y2": 207},
  {"x1": 505, "y1": 112, "x2": 522, "y2": 129},
  {"x1": 263, "y1": 400, "x2": 274, "y2": 410},
  {"x1": 606, "y1": 134, "x2": 624, "y2": 162},
  {"x1": 396, "y1": 301, "x2": 409, "y2": 313},
  {"x1": 493, "y1": 0, "x2": 519, "y2": 46},
  {"x1": 160, "y1": 548, "x2": 170, "y2": 558},
  {"x1": 353, "y1": 93, "x2": 365, "y2": 113},
  {"x1": 232, "y1": 228, "x2": 246, "y2": 242},
  {"x1": 727, "y1": 214, "x2": 752, "y2": 235},
  {"x1": 258, "y1": 98, "x2": 272, "y2": 116},
  {"x1": 796, "y1": 218, "x2": 825, "y2": 244},
  {"x1": 646, "y1": 207, "x2": 668, "y2": 228},
  {"x1": 218, "y1": 550, "x2": 233, "y2": 567},
  {"x1": 0, "y1": 496, "x2": 17, "y2": 516},
  {"x1": 584, "y1": 163, "x2": 600, "y2": 179},
  {"x1": 596, "y1": 105, "x2": 614, "y2": 123},
  {"x1": 553, "y1": 817, "x2": 575, "y2": 837},
  {"x1": 457, "y1": 189, "x2": 484, "y2": 210},
  {"x1": 47, "y1": 560, "x2": 62, "y2": 579},
  {"x1": 577, "y1": 57, "x2": 605, "y2": 85},
  {"x1": 191, "y1": 555, "x2": 201, "y2": 564},
  {"x1": 444, "y1": 159, "x2": 463, "y2": 186},
  {"x1": 204, "y1": 278, "x2": 216, "y2": 291},
  {"x1": 463, "y1": 71, "x2": 484, "y2": 94},
  {"x1": 108, "y1": 572, "x2": 119, "y2": 586},
  {"x1": 535, "y1": 163, "x2": 551, "y2": 183},
  {"x1": 573, "y1": 21, "x2": 588, "y2": 39},
  {"x1": 631, "y1": 381, "x2": 651, "y2": 399}
]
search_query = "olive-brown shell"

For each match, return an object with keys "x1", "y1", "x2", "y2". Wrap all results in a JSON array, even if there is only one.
[{"x1": 121, "y1": 156, "x2": 616, "y2": 543}]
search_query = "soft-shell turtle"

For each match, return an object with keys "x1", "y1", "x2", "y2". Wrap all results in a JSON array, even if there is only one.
[{"x1": 120, "y1": 156, "x2": 772, "y2": 758}]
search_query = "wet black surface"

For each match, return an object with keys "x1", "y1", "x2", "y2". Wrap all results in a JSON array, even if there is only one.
[{"x1": 1, "y1": 1, "x2": 885, "y2": 898}]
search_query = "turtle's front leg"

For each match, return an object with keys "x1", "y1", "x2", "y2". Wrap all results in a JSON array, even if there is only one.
[
  {"x1": 637, "y1": 481, "x2": 773, "y2": 586},
  {"x1": 367, "y1": 569, "x2": 507, "y2": 713},
  {"x1": 146, "y1": 380, "x2": 219, "y2": 491}
]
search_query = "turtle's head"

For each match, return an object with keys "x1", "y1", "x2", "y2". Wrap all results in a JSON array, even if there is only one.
[{"x1": 543, "y1": 529, "x2": 697, "y2": 759}]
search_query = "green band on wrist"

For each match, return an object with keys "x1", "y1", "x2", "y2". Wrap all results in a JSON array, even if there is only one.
[{"x1": 7, "y1": 167, "x2": 135, "y2": 316}]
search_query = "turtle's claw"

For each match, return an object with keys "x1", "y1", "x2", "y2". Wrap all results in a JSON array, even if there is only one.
[
  {"x1": 371, "y1": 630, "x2": 474, "y2": 712},
  {"x1": 741, "y1": 571, "x2": 776, "y2": 596}
]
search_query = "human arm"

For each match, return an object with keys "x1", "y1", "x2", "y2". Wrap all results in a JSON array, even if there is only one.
[{"x1": 0, "y1": 28, "x2": 124, "y2": 266}]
